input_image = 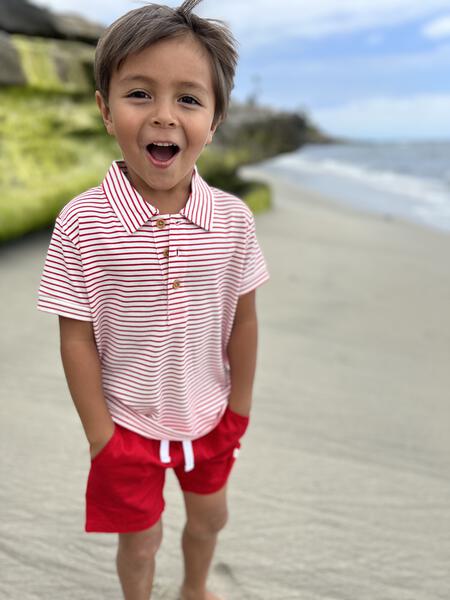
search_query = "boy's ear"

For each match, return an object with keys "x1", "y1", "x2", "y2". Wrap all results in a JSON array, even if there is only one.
[
  {"x1": 95, "y1": 91, "x2": 114, "y2": 136},
  {"x1": 205, "y1": 122, "x2": 219, "y2": 146}
]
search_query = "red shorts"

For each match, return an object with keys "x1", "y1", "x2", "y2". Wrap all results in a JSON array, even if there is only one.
[{"x1": 85, "y1": 406, "x2": 249, "y2": 533}]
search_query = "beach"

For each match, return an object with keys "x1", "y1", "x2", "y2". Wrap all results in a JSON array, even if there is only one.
[{"x1": 1, "y1": 165, "x2": 450, "y2": 600}]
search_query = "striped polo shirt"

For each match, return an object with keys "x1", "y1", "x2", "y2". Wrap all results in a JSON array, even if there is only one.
[{"x1": 37, "y1": 160, "x2": 270, "y2": 442}]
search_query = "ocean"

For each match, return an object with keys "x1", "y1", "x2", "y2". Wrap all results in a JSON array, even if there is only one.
[{"x1": 256, "y1": 141, "x2": 450, "y2": 234}]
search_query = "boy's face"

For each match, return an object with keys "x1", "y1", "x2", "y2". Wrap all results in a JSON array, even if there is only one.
[{"x1": 96, "y1": 34, "x2": 218, "y2": 205}]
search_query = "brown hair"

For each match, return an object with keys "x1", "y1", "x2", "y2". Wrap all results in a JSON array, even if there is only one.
[{"x1": 94, "y1": 0, "x2": 238, "y2": 128}]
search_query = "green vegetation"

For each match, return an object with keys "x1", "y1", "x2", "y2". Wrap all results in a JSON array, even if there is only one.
[
  {"x1": 240, "y1": 182, "x2": 271, "y2": 214},
  {"x1": 197, "y1": 146, "x2": 270, "y2": 214},
  {"x1": 0, "y1": 88, "x2": 272, "y2": 243},
  {"x1": 10, "y1": 34, "x2": 95, "y2": 94},
  {"x1": 0, "y1": 88, "x2": 116, "y2": 242}
]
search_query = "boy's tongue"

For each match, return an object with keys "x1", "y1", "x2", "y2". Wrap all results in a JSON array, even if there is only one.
[{"x1": 149, "y1": 144, "x2": 177, "y2": 162}]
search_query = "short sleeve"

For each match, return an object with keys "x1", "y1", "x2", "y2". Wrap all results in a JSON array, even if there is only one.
[
  {"x1": 37, "y1": 217, "x2": 92, "y2": 321},
  {"x1": 239, "y1": 213, "x2": 270, "y2": 296}
]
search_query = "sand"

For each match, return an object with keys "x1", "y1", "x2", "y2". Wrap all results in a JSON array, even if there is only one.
[{"x1": 1, "y1": 164, "x2": 450, "y2": 600}]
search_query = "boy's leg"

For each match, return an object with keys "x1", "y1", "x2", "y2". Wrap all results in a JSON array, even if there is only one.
[
  {"x1": 180, "y1": 486, "x2": 228, "y2": 600},
  {"x1": 116, "y1": 519, "x2": 163, "y2": 600}
]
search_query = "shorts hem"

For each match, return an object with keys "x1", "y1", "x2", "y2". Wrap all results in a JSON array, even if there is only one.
[
  {"x1": 179, "y1": 477, "x2": 230, "y2": 495},
  {"x1": 85, "y1": 510, "x2": 163, "y2": 534}
]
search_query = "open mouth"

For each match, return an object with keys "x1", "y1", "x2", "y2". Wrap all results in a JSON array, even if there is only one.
[{"x1": 146, "y1": 143, "x2": 180, "y2": 163}]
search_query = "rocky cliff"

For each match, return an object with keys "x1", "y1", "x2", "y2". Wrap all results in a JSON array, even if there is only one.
[{"x1": 0, "y1": 0, "x2": 101, "y2": 91}]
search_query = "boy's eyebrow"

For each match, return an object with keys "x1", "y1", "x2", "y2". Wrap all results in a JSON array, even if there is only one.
[{"x1": 118, "y1": 75, "x2": 209, "y2": 95}]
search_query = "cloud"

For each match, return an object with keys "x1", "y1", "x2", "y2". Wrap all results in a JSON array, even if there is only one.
[
  {"x1": 215, "y1": 0, "x2": 450, "y2": 48},
  {"x1": 423, "y1": 15, "x2": 450, "y2": 40},
  {"x1": 366, "y1": 33, "x2": 384, "y2": 46},
  {"x1": 238, "y1": 42, "x2": 450, "y2": 111},
  {"x1": 311, "y1": 94, "x2": 450, "y2": 140},
  {"x1": 35, "y1": 0, "x2": 450, "y2": 45},
  {"x1": 34, "y1": 0, "x2": 136, "y2": 24},
  {"x1": 303, "y1": 42, "x2": 450, "y2": 75}
]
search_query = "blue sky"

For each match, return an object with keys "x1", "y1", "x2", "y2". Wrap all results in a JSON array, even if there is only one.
[{"x1": 36, "y1": 0, "x2": 450, "y2": 140}]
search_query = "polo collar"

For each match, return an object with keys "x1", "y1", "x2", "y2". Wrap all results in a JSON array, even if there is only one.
[{"x1": 102, "y1": 160, "x2": 215, "y2": 234}]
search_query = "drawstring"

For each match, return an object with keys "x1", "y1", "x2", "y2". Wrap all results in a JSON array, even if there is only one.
[
  {"x1": 160, "y1": 439, "x2": 171, "y2": 464},
  {"x1": 182, "y1": 439, "x2": 194, "y2": 472},
  {"x1": 159, "y1": 439, "x2": 195, "y2": 472}
]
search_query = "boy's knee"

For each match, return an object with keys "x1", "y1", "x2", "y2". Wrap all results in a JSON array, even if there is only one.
[
  {"x1": 118, "y1": 520, "x2": 163, "y2": 563},
  {"x1": 186, "y1": 508, "x2": 228, "y2": 540}
]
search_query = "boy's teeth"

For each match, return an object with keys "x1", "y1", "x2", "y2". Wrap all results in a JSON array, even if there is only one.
[{"x1": 148, "y1": 142, "x2": 179, "y2": 162}]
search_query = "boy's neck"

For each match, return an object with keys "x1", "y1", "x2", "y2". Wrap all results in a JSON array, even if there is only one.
[
  {"x1": 123, "y1": 169, "x2": 191, "y2": 215},
  {"x1": 143, "y1": 189, "x2": 190, "y2": 215}
]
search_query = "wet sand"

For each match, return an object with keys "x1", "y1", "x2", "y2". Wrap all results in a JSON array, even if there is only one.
[{"x1": 1, "y1": 165, "x2": 450, "y2": 599}]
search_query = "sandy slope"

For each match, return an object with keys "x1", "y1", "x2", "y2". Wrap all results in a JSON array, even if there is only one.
[{"x1": 1, "y1": 166, "x2": 449, "y2": 599}]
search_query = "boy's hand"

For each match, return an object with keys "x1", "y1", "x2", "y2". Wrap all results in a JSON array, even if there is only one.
[
  {"x1": 89, "y1": 422, "x2": 116, "y2": 460},
  {"x1": 228, "y1": 396, "x2": 252, "y2": 418}
]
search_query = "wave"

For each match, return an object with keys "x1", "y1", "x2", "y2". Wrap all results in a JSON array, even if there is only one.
[
  {"x1": 260, "y1": 147, "x2": 450, "y2": 233},
  {"x1": 272, "y1": 153, "x2": 450, "y2": 209}
]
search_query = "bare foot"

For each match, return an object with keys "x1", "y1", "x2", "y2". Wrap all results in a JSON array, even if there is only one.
[
  {"x1": 179, "y1": 586, "x2": 224, "y2": 600},
  {"x1": 205, "y1": 592, "x2": 223, "y2": 600}
]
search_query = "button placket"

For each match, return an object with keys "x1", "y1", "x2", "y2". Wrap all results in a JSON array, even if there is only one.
[
  {"x1": 152, "y1": 217, "x2": 170, "y2": 318},
  {"x1": 167, "y1": 216, "x2": 187, "y2": 323}
]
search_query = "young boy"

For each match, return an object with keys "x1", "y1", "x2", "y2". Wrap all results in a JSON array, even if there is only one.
[{"x1": 37, "y1": 1, "x2": 269, "y2": 598}]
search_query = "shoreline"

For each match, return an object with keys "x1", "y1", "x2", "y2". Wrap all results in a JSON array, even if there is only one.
[
  {"x1": 254, "y1": 142, "x2": 450, "y2": 236},
  {"x1": 241, "y1": 162, "x2": 450, "y2": 238}
]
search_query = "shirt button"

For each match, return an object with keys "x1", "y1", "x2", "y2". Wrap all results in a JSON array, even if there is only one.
[
  {"x1": 163, "y1": 248, "x2": 169, "y2": 258},
  {"x1": 156, "y1": 219, "x2": 165, "y2": 229},
  {"x1": 172, "y1": 279, "x2": 181, "y2": 289}
]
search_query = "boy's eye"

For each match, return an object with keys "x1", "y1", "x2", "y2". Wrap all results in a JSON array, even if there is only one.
[
  {"x1": 125, "y1": 92, "x2": 200, "y2": 105},
  {"x1": 127, "y1": 91, "x2": 149, "y2": 99},
  {"x1": 180, "y1": 96, "x2": 200, "y2": 105}
]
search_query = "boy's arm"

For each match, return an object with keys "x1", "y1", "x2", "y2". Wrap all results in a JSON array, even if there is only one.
[
  {"x1": 226, "y1": 290, "x2": 258, "y2": 417},
  {"x1": 59, "y1": 316, "x2": 115, "y2": 457}
]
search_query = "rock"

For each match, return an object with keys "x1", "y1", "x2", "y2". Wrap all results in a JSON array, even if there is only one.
[
  {"x1": 11, "y1": 34, "x2": 94, "y2": 93},
  {"x1": 0, "y1": 31, "x2": 26, "y2": 86},
  {"x1": 214, "y1": 100, "x2": 333, "y2": 159},
  {"x1": 50, "y1": 13, "x2": 104, "y2": 44},
  {"x1": 0, "y1": 0, "x2": 100, "y2": 93},
  {"x1": 0, "y1": 0, "x2": 60, "y2": 38},
  {"x1": 0, "y1": 0, "x2": 104, "y2": 44}
]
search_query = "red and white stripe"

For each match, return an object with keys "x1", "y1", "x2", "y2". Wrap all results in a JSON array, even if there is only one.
[{"x1": 37, "y1": 160, "x2": 270, "y2": 441}]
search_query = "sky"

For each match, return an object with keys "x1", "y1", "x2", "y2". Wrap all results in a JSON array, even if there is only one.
[{"x1": 35, "y1": 0, "x2": 450, "y2": 141}]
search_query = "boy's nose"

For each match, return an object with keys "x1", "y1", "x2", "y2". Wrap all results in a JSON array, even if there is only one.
[
  {"x1": 151, "y1": 115, "x2": 177, "y2": 127},
  {"x1": 150, "y1": 103, "x2": 177, "y2": 128}
]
